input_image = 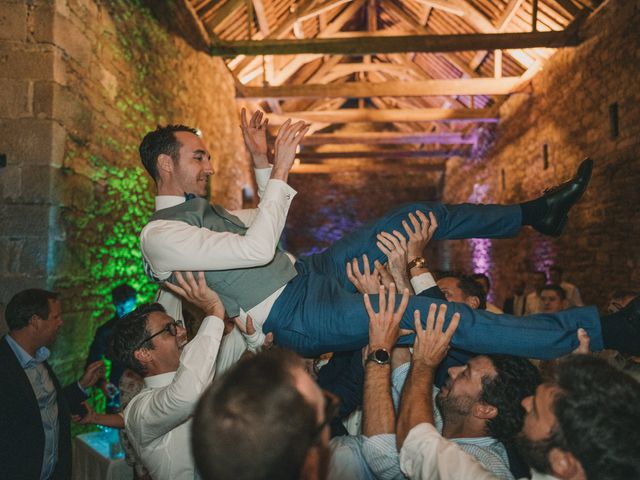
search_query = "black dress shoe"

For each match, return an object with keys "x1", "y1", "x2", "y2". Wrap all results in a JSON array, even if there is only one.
[
  {"x1": 533, "y1": 158, "x2": 593, "y2": 236},
  {"x1": 601, "y1": 295, "x2": 640, "y2": 354}
]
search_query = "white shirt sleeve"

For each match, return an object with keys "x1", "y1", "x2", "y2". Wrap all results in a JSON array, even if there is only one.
[
  {"x1": 227, "y1": 167, "x2": 273, "y2": 227},
  {"x1": 125, "y1": 316, "x2": 224, "y2": 447},
  {"x1": 400, "y1": 423, "x2": 499, "y2": 480},
  {"x1": 410, "y1": 273, "x2": 437, "y2": 295},
  {"x1": 140, "y1": 179, "x2": 296, "y2": 279}
]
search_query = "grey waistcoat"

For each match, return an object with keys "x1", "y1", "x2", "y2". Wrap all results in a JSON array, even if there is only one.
[{"x1": 147, "y1": 198, "x2": 298, "y2": 317}]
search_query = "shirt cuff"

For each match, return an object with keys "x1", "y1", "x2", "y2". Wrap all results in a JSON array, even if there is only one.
[
  {"x1": 254, "y1": 166, "x2": 272, "y2": 186},
  {"x1": 263, "y1": 178, "x2": 297, "y2": 202},
  {"x1": 410, "y1": 272, "x2": 436, "y2": 294},
  {"x1": 77, "y1": 381, "x2": 90, "y2": 395},
  {"x1": 199, "y1": 315, "x2": 225, "y2": 337}
]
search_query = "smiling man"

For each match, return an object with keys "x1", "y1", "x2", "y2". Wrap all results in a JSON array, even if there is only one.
[{"x1": 110, "y1": 272, "x2": 227, "y2": 480}]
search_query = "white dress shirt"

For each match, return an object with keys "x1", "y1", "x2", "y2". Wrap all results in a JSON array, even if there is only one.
[
  {"x1": 140, "y1": 168, "x2": 296, "y2": 371},
  {"x1": 124, "y1": 315, "x2": 224, "y2": 480},
  {"x1": 399, "y1": 423, "x2": 558, "y2": 480}
]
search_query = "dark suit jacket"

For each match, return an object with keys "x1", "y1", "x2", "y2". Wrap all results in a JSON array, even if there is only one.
[
  {"x1": 86, "y1": 316, "x2": 124, "y2": 387},
  {"x1": 0, "y1": 336, "x2": 86, "y2": 480}
]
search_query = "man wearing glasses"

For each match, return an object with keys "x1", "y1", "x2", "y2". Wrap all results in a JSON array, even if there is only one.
[{"x1": 110, "y1": 271, "x2": 227, "y2": 480}]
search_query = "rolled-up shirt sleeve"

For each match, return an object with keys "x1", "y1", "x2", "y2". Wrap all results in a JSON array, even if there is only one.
[
  {"x1": 400, "y1": 423, "x2": 498, "y2": 480},
  {"x1": 140, "y1": 179, "x2": 296, "y2": 278}
]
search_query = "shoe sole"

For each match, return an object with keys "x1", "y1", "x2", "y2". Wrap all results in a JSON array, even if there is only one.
[{"x1": 549, "y1": 158, "x2": 593, "y2": 236}]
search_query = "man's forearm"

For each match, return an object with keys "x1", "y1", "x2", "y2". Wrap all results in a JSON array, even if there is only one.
[
  {"x1": 396, "y1": 364, "x2": 436, "y2": 448},
  {"x1": 363, "y1": 362, "x2": 395, "y2": 436}
]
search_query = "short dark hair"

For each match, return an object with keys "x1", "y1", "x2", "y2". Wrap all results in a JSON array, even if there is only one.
[
  {"x1": 472, "y1": 272, "x2": 491, "y2": 291},
  {"x1": 139, "y1": 124, "x2": 199, "y2": 182},
  {"x1": 111, "y1": 283, "x2": 136, "y2": 305},
  {"x1": 540, "y1": 284, "x2": 566, "y2": 300},
  {"x1": 550, "y1": 355, "x2": 640, "y2": 479},
  {"x1": 5, "y1": 289, "x2": 59, "y2": 331},
  {"x1": 481, "y1": 355, "x2": 542, "y2": 443},
  {"x1": 109, "y1": 303, "x2": 166, "y2": 376},
  {"x1": 192, "y1": 349, "x2": 319, "y2": 480},
  {"x1": 436, "y1": 271, "x2": 487, "y2": 309}
]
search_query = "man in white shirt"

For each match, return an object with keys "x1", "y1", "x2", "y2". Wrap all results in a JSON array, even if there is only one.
[
  {"x1": 397, "y1": 323, "x2": 640, "y2": 480},
  {"x1": 110, "y1": 272, "x2": 227, "y2": 480},
  {"x1": 525, "y1": 271, "x2": 548, "y2": 314}
]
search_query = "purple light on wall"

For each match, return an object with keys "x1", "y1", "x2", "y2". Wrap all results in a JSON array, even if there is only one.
[
  {"x1": 468, "y1": 184, "x2": 495, "y2": 301},
  {"x1": 531, "y1": 234, "x2": 557, "y2": 274}
]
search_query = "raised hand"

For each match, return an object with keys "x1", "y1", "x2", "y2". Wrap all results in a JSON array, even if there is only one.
[
  {"x1": 164, "y1": 271, "x2": 225, "y2": 319},
  {"x1": 412, "y1": 303, "x2": 460, "y2": 369},
  {"x1": 376, "y1": 230, "x2": 413, "y2": 292},
  {"x1": 240, "y1": 108, "x2": 269, "y2": 168},
  {"x1": 374, "y1": 260, "x2": 395, "y2": 290},
  {"x1": 364, "y1": 283, "x2": 412, "y2": 351},
  {"x1": 347, "y1": 254, "x2": 382, "y2": 294},
  {"x1": 271, "y1": 118, "x2": 309, "y2": 182},
  {"x1": 234, "y1": 315, "x2": 274, "y2": 351},
  {"x1": 403, "y1": 211, "x2": 438, "y2": 261}
]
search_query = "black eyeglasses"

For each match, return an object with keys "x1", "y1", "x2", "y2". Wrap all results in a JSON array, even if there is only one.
[{"x1": 135, "y1": 320, "x2": 182, "y2": 349}]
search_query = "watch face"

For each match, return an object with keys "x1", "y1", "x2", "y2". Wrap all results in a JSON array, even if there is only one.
[{"x1": 374, "y1": 349, "x2": 390, "y2": 363}]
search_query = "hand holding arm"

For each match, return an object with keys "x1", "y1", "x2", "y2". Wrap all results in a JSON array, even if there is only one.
[
  {"x1": 397, "y1": 304, "x2": 459, "y2": 448},
  {"x1": 71, "y1": 401, "x2": 125, "y2": 429},
  {"x1": 234, "y1": 314, "x2": 274, "y2": 352},
  {"x1": 240, "y1": 108, "x2": 270, "y2": 169},
  {"x1": 347, "y1": 254, "x2": 383, "y2": 294}
]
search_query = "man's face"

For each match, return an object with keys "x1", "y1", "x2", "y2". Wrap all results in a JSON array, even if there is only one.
[
  {"x1": 172, "y1": 131, "x2": 213, "y2": 197},
  {"x1": 540, "y1": 290, "x2": 564, "y2": 313},
  {"x1": 144, "y1": 311, "x2": 187, "y2": 374},
  {"x1": 438, "y1": 277, "x2": 470, "y2": 306},
  {"x1": 515, "y1": 383, "x2": 561, "y2": 473},
  {"x1": 437, "y1": 356, "x2": 496, "y2": 422},
  {"x1": 36, "y1": 299, "x2": 64, "y2": 346}
]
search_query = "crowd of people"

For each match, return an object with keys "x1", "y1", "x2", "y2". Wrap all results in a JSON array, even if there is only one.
[{"x1": 2, "y1": 110, "x2": 640, "y2": 480}]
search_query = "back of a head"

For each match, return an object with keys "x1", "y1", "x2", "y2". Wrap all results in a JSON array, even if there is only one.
[
  {"x1": 482, "y1": 355, "x2": 542, "y2": 443},
  {"x1": 111, "y1": 283, "x2": 136, "y2": 305},
  {"x1": 193, "y1": 349, "x2": 318, "y2": 480},
  {"x1": 4, "y1": 289, "x2": 58, "y2": 331},
  {"x1": 553, "y1": 355, "x2": 640, "y2": 480}
]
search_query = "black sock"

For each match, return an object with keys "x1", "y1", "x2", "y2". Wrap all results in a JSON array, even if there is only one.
[
  {"x1": 600, "y1": 305, "x2": 640, "y2": 354},
  {"x1": 519, "y1": 198, "x2": 549, "y2": 226}
]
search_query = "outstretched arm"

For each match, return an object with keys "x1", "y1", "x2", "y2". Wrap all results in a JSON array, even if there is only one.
[
  {"x1": 141, "y1": 116, "x2": 309, "y2": 277},
  {"x1": 396, "y1": 304, "x2": 459, "y2": 449}
]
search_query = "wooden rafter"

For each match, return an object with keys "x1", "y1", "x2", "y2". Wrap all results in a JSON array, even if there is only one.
[
  {"x1": 239, "y1": 77, "x2": 521, "y2": 99},
  {"x1": 210, "y1": 30, "x2": 579, "y2": 56},
  {"x1": 297, "y1": 149, "x2": 464, "y2": 159},
  {"x1": 302, "y1": 131, "x2": 477, "y2": 145},
  {"x1": 263, "y1": 108, "x2": 498, "y2": 123}
]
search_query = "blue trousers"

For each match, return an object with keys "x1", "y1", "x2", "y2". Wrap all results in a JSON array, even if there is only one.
[{"x1": 264, "y1": 202, "x2": 603, "y2": 358}]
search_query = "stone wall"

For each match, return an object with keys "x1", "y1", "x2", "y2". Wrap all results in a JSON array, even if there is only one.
[
  {"x1": 439, "y1": 0, "x2": 640, "y2": 309},
  {"x1": 0, "y1": 0, "x2": 249, "y2": 382}
]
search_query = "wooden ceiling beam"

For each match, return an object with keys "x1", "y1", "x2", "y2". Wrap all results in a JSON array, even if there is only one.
[
  {"x1": 211, "y1": 30, "x2": 579, "y2": 56},
  {"x1": 291, "y1": 162, "x2": 446, "y2": 173},
  {"x1": 302, "y1": 131, "x2": 477, "y2": 145},
  {"x1": 238, "y1": 77, "x2": 521, "y2": 99},
  {"x1": 263, "y1": 108, "x2": 498, "y2": 123},
  {"x1": 297, "y1": 149, "x2": 464, "y2": 159}
]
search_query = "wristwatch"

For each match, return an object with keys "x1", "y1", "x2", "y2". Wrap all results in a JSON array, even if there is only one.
[
  {"x1": 366, "y1": 348, "x2": 391, "y2": 365},
  {"x1": 407, "y1": 256, "x2": 426, "y2": 271}
]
